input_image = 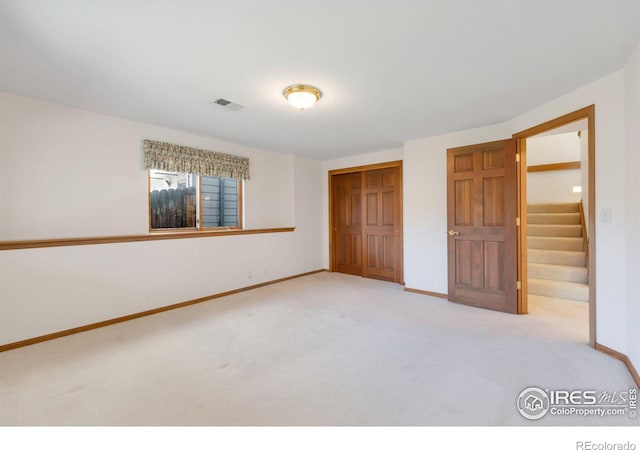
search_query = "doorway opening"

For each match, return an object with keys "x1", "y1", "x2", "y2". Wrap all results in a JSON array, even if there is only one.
[{"x1": 513, "y1": 105, "x2": 595, "y2": 347}]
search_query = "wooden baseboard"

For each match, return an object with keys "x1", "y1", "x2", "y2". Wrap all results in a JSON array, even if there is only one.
[
  {"x1": 595, "y1": 343, "x2": 640, "y2": 388},
  {"x1": 404, "y1": 287, "x2": 448, "y2": 299},
  {"x1": 0, "y1": 269, "x2": 328, "y2": 354}
]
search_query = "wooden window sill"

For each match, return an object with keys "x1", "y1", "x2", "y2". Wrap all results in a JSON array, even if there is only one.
[{"x1": 0, "y1": 227, "x2": 295, "y2": 251}]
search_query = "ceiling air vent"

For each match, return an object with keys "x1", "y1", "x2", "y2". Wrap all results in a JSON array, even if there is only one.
[{"x1": 212, "y1": 98, "x2": 245, "y2": 111}]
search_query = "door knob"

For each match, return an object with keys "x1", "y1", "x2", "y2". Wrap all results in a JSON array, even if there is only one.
[{"x1": 448, "y1": 230, "x2": 460, "y2": 236}]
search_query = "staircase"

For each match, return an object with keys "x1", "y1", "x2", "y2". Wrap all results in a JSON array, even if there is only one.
[{"x1": 527, "y1": 203, "x2": 589, "y2": 302}]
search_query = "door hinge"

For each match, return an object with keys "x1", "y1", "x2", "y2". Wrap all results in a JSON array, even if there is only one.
[
  {"x1": 516, "y1": 154, "x2": 520, "y2": 163},
  {"x1": 516, "y1": 281, "x2": 522, "y2": 290},
  {"x1": 516, "y1": 217, "x2": 520, "y2": 226}
]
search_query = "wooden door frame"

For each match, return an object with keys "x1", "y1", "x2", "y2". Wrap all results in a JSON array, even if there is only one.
[
  {"x1": 328, "y1": 160, "x2": 404, "y2": 284},
  {"x1": 512, "y1": 105, "x2": 596, "y2": 347}
]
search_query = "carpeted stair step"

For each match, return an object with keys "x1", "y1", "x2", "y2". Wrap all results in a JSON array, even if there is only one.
[
  {"x1": 527, "y1": 203, "x2": 580, "y2": 213},
  {"x1": 528, "y1": 262, "x2": 588, "y2": 283},
  {"x1": 528, "y1": 213, "x2": 581, "y2": 225},
  {"x1": 528, "y1": 249, "x2": 586, "y2": 266},
  {"x1": 528, "y1": 236, "x2": 584, "y2": 251},
  {"x1": 528, "y1": 224, "x2": 582, "y2": 237},
  {"x1": 528, "y1": 278, "x2": 589, "y2": 302}
]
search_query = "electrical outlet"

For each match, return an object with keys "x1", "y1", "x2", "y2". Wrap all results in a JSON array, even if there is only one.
[{"x1": 601, "y1": 208, "x2": 612, "y2": 223}]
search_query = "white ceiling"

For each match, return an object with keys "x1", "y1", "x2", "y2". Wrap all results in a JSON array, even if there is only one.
[{"x1": 1, "y1": 1, "x2": 638, "y2": 159}]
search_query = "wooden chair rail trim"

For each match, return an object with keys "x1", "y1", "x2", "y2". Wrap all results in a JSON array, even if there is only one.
[
  {"x1": 0, "y1": 269, "x2": 327, "y2": 353},
  {"x1": 595, "y1": 344, "x2": 640, "y2": 388},
  {"x1": 404, "y1": 287, "x2": 448, "y2": 299},
  {"x1": 527, "y1": 161, "x2": 581, "y2": 172},
  {"x1": 0, "y1": 227, "x2": 295, "y2": 251}
]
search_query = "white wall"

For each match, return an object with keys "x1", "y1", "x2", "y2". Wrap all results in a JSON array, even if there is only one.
[
  {"x1": 0, "y1": 92, "x2": 324, "y2": 346},
  {"x1": 526, "y1": 132, "x2": 581, "y2": 166},
  {"x1": 526, "y1": 133, "x2": 582, "y2": 204},
  {"x1": 293, "y1": 155, "x2": 324, "y2": 272},
  {"x1": 527, "y1": 170, "x2": 582, "y2": 204},
  {"x1": 320, "y1": 147, "x2": 404, "y2": 269},
  {"x1": 0, "y1": 92, "x2": 294, "y2": 240},
  {"x1": 624, "y1": 40, "x2": 640, "y2": 372}
]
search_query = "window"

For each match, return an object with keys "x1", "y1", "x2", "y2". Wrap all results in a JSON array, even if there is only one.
[
  {"x1": 149, "y1": 169, "x2": 242, "y2": 230},
  {"x1": 143, "y1": 139, "x2": 249, "y2": 231}
]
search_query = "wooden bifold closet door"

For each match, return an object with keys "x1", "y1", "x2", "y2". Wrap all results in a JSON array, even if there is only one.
[{"x1": 330, "y1": 162, "x2": 403, "y2": 284}]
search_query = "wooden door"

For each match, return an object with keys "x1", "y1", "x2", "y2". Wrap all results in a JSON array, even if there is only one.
[
  {"x1": 363, "y1": 167, "x2": 402, "y2": 282},
  {"x1": 447, "y1": 139, "x2": 518, "y2": 313},
  {"x1": 330, "y1": 162, "x2": 403, "y2": 284},
  {"x1": 332, "y1": 172, "x2": 363, "y2": 276}
]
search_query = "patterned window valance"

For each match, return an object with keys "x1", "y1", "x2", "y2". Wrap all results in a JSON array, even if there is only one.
[{"x1": 143, "y1": 139, "x2": 250, "y2": 180}]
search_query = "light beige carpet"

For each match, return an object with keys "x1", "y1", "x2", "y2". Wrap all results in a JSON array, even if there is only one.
[{"x1": 0, "y1": 272, "x2": 635, "y2": 425}]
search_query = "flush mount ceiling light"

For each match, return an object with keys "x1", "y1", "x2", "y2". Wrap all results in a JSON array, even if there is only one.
[{"x1": 283, "y1": 84, "x2": 321, "y2": 111}]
